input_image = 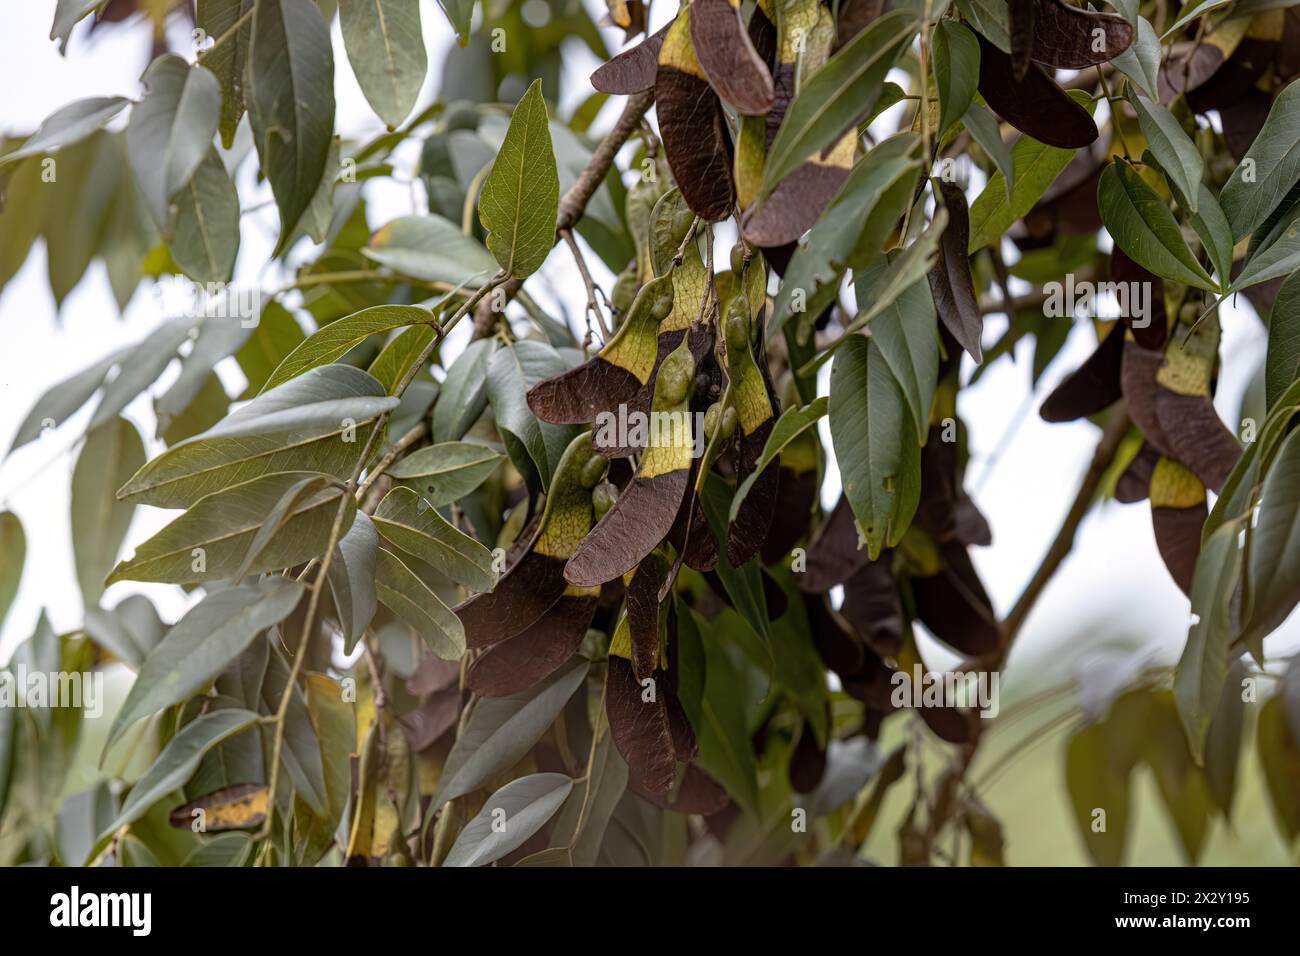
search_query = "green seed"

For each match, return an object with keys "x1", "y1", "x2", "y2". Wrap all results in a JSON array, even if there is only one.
[
  {"x1": 579, "y1": 454, "x2": 607, "y2": 489},
  {"x1": 730, "y1": 243, "x2": 746, "y2": 277},
  {"x1": 652, "y1": 293, "x2": 674, "y2": 321},
  {"x1": 720, "y1": 406, "x2": 738, "y2": 440},
  {"x1": 703, "y1": 401, "x2": 722, "y2": 439},
  {"x1": 592, "y1": 480, "x2": 618, "y2": 519},
  {"x1": 725, "y1": 308, "x2": 750, "y2": 353}
]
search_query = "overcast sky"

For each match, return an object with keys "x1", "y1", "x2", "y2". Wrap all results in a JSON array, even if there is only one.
[{"x1": 0, "y1": 0, "x2": 1293, "y2": 688}]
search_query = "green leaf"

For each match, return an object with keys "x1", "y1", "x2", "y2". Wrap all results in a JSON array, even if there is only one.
[
  {"x1": 1240, "y1": 425, "x2": 1300, "y2": 650},
  {"x1": 1065, "y1": 722, "x2": 1131, "y2": 865},
  {"x1": 1220, "y1": 79, "x2": 1300, "y2": 242},
  {"x1": 478, "y1": 79, "x2": 559, "y2": 279},
  {"x1": 1265, "y1": 270, "x2": 1300, "y2": 411},
  {"x1": 968, "y1": 91, "x2": 1099, "y2": 251},
  {"x1": 1257, "y1": 692, "x2": 1300, "y2": 843},
  {"x1": 933, "y1": 20, "x2": 980, "y2": 139},
  {"x1": 433, "y1": 338, "x2": 496, "y2": 442},
  {"x1": 167, "y1": 147, "x2": 241, "y2": 283},
  {"x1": 372, "y1": 486, "x2": 496, "y2": 591},
  {"x1": 829, "y1": 335, "x2": 921, "y2": 559},
  {"x1": 92, "y1": 317, "x2": 199, "y2": 430},
  {"x1": 368, "y1": 324, "x2": 436, "y2": 394},
  {"x1": 82, "y1": 594, "x2": 163, "y2": 670},
  {"x1": 326, "y1": 511, "x2": 378, "y2": 654},
  {"x1": 197, "y1": 0, "x2": 255, "y2": 148},
  {"x1": 108, "y1": 471, "x2": 356, "y2": 585},
  {"x1": 730, "y1": 398, "x2": 829, "y2": 522},
  {"x1": 1229, "y1": 205, "x2": 1300, "y2": 292},
  {"x1": 760, "y1": 9, "x2": 919, "y2": 199},
  {"x1": 234, "y1": 474, "x2": 336, "y2": 578},
  {"x1": 547, "y1": 721, "x2": 627, "y2": 866},
  {"x1": 486, "y1": 339, "x2": 579, "y2": 492},
  {"x1": 247, "y1": 0, "x2": 336, "y2": 248},
  {"x1": 0, "y1": 96, "x2": 128, "y2": 165},
  {"x1": 90, "y1": 709, "x2": 259, "y2": 864},
  {"x1": 126, "y1": 55, "x2": 221, "y2": 231},
  {"x1": 856, "y1": 265, "x2": 939, "y2": 443},
  {"x1": 769, "y1": 133, "x2": 922, "y2": 338},
  {"x1": 438, "y1": 0, "x2": 475, "y2": 44},
  {"x1": 1173, "y1": 522, "x2": 1244, "y2": 762},
  {"x1": 1131, "y1": 93, "x2": 1203, "y2": 214},
  {"x1": 1111, "y1": 16, "x2": 1161, "y2": 97},
  {"x1": 264, "y1": 304, "x2": 436, "y2": 391},
  {"x1": 0, "y1": 511, "x2": 25, "y2": 635},
  {"x1": 1098, "y1": 160, "x2": 1218, "y2": 291},
  {"x1": 118, "y1": 364, "x2": 397, "y2": 508},
  {"x1": 701, "y1": 475, "x2": 771, "y2": 643},
  {"x1": 50, "y1": 0, "x2": 106, "y2": 53},
  {"x1": 431, "y1": 659, "x2": 589, "y2": 807},
  {"x1": 1161, "y1": 0, "x2": 1233, "y2": 40},
  {"x1": 107, "y1": 578, "x2": 303, "y2": 746},
  {"x1": 72, "y1": 417, "x2": 145, "y2": 606},
  {"x1": 155, "y1": 314, "x2": 252, "y2": 436},
  {"x1": 235, "y1": 301, "x2": 306, "y2": 399},
  {"x1": 697, "y1": 621, "x2": 760, "y2": 817},
  {"x1": 955, "y1": 0, "x2": 1010, "y2": 52},
  {"x1": 339, "y1": 0, "x2": 427, "y2": 129},
  {"x1": 961, "y1": 103, "x2": 1014, "y2": 201},
  {"x1": 364, "y1": 214, "x2": 499, "y2": 285},
  {"x1": 444, "y1": 773, "x2": 573, "y2": 867},
  {"x1": 388, "y1": 441, "x2": 502, "y2": 506},
  {"x1": 259, "y1": 642, "x2": 328, "y2": 816},
  {"x1": 374, "y1": 546, "x2": 465, "y2": 659}
]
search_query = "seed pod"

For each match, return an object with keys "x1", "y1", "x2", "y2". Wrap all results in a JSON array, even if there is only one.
[
  {"x1": 592, "y1": 479, "x2": 619, "y2": 520},
  {"x1": 703, "y1": 401, "x2": 723, "y2": 439},
  {"x1": 579, "y1": 454, "x2": 608, "y2": 489}
]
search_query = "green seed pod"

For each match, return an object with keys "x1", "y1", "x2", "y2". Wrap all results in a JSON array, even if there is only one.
[
  {"x1": 730, "y1": 242, "x2": 746, "y2": 277},
  {"x1": 579, "y1": 453, "x2": 608, "y2": 490},
  {"x1": 720, "y1": 405, "x2": 738, "y2": 440},
  {"x1": 592, "y1": 479, "x2": 619, "y2": 519},
  {"x1": 725, "y1": 306, "x2": 750, "y2": 353},
  {"x1": 651, "y1": 292, "x2": 674, "y2": 321},
  {"x1": 657, "y1": 356, "x2": 693, "y2": 406},
  {"x1": 1178, "y1": 300, "x2": 1200, "y2": 324},
  {"x1": 703, "y1": 401, "x2": 723, "y2": 439}
]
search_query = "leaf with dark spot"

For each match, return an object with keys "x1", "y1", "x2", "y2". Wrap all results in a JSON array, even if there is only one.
[
  {"x1": 1150, "y1": 457, "x2": 1207, "y2": 595},
  {"x1": 689, "y1": 0, "x2": 775, "y2": 115},
  {"x1": 976, "y1": 34, "x2": 1099, "y2": 149},
  {"x1": 1030, "y1": 0, "x2": 1133, "y2": 69},
  {"x1": 928, "y1": 178, "x2": 984, "y2": 362},
  {"x1": 1040, "y1": 322, "x2": 1125, "y2": 422},
  {"x1": 656, "y1": 11, "x2": 735, "y2": 221},
  {"x1": 591, "y1": 22, "x2": 670, "y2": 94}
]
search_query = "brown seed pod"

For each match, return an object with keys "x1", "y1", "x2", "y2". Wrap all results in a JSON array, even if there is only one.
[
  {"x1": 689, "y1": 0, "x2": 775, "y2": 115},
  {"x1": 606, "y1": 634, "x2": 677, "y2": 795},
  {"x1": 1149, "y1": 458, "x2": 1207, "y2": 595},
  {"x1": 625, "y1": 552, "x2": 668, "y2": 680},
  {"x1": 464, "y1": 587, "x2": 599, "y2": 697},
  {"x1": 527, "y1": 275, "x2": 673, "y2": 425},
  {"x1": 169, "y1": 783, "x2": 268, "y2": 832},
  {"x1": 760, "y1": 464, "x2": 819, "y2": 565},
  {"x1": 1110, "y1": 248, "x2": 1167, "y2": 350},
  {"x1": 1009, "y1": 0, "x2": 1038, "y2": 81},
  {"x1": 591, "y1": 22, "x2": 670, "y2": 94},
  {"x1": 456, "y1": 433, "x2": 598, "y2": 645},
  {"x1": 565, "y1": 340, "x2": 696, "y2": 586},
  {"x1": 911, "y1": 543, "x2": 1001, "y2": 656},
  {"x1": 1115, "y1": 441, "x2": 1160, "y2": 504},
  {"x1": 788, "y1": 721, "x2": 829, "y2": 793},
  {"x1": 1029, "y1": 0, "x2": 1133, "y2": 70},
  {"x1": 1040, "y1": 322, "x2": 1125, "y2": 422},
  {"x1": 656, "y1": 11, "x2": 735, "y2": 221},
  {"x1": 976, "y1": 34, "x2": 1099, "y2": 149},
  {"x1": 1121, "y1": 340, "x2": 1176, "y2": 456},
  {"x1": 839, "y1": 558, "x2": 904, "y2": 658},
  {"x1": 799, "y1": 495, "x2": 873, "y2": 592},
  {"x1": 929, "y1": 178, "x2": 985, "y2": 362}
]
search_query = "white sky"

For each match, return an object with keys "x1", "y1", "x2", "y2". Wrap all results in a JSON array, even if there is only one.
[{"x1": 0, "y1": 0, "x2": 1294, "y2": 687}]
